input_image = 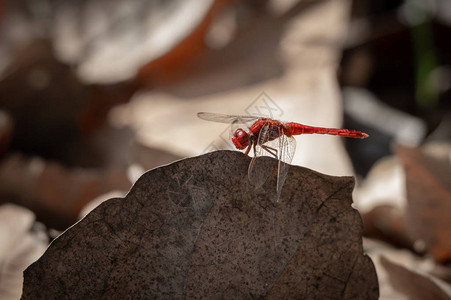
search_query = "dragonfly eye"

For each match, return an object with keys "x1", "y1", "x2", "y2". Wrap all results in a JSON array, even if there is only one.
[{"x1": 232, "y1": 129, "x2": 249, "y2": 150}]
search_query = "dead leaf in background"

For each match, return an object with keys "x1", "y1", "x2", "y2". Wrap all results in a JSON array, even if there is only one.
[
  {"x1": 396, "y1": 145, "x2": 451, "y2": 262},
  {"x1": 0, "y1": 154, "x2": 131, "y2": 229},
  {"x1": 362, "y1": 204, "x2": 413, "y2": 250},
  {"x1": 22, "y1": 151, "x2": 378, "y2": 298},
  {"x1": 381, "y1": 256, "x2": 451, "y2": 300}
]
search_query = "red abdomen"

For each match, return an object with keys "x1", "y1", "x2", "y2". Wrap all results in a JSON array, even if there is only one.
[{"x1": 283, "y1": 122, "x2": 368, "y2": 139}]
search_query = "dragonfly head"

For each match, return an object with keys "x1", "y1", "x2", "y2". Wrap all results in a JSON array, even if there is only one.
[{"x1": 232, "y1": 129, "x2": 249, "y2": 150}]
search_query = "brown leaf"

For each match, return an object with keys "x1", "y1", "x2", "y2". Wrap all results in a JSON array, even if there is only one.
[
  {"x1": 381, "y1": 256, "x2": 451, "y2": 300},
  {"x1": 362, "y1": 204, "x2": 413, "y2": 250},
  {"x1": 396, "y1": 144, "x2": 451, "y2": 262},
  {"x1": 0, "y1": 154, "x2": 131, "y2": 229},
  {"x1": 22, "y1": 150, "x2": 378, "y2": 298}
]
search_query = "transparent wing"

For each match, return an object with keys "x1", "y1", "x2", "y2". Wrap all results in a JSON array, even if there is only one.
[
  {"x1": 247, "y1": 122, "x2": 280, "y2": 188},
  {"x1": 276, "y1": 134, "x2": 296, "y2": 197},
  {"x1": 198, "y1": 112, "x2": 261, "y2": 145},
  {"x1": 247, "y1": 122, "x2": 296, "y2": 198},
  {"x1": 197, "y1": 112, "x2": 260, "y2": 124}
]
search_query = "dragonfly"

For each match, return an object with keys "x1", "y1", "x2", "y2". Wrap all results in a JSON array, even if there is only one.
[{"x1": 197, "y1": 112, "x2": 368, "y2": 198}]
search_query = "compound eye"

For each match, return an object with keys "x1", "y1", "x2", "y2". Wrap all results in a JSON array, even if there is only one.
[
  {"x1": 236, "y1": 129, "x2": 247, "y2": 140},
  {"x1": 232, "y1": 129, "x2": 249, "y2": 150}
]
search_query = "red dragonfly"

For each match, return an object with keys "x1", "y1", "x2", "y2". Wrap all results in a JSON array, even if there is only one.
[{"x1": 198, "y1": 112, "x2": 368, "y2": 198}]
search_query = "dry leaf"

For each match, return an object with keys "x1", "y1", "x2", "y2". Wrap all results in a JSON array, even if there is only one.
[
  {"x1": 0, "y1": 154, "x2": 130, "y2": 229},
  {"x1": 22, "y1": 150, "x2": 378, "y2": 298},
  {"x1": 381, "y1": 256, "x2": 451, "y2": 300},
  {"x1": 362, "y1": 204, "x2": 413, "y2": 250},
  {"x1": 396, "y1": 144, "x2": 451, "y2": 262}
]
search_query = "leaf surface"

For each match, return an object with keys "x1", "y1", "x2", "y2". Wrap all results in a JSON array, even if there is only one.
[{"x1": 22, "y1": 150, "x2": 378, "y2": 299}]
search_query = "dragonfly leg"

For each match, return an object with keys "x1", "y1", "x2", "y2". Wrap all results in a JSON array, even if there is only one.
[
  {"x1": 240, "y1": 142, "x2": 253, "y2": 162},
  {"x1": 261, "y1": 145, "x2": 279, "y2": 176},
  {"x1": 244, "y1": 143, "x2": 252, "y2": 156},
  {"x1": 261, "y1": 145, "x2": 278, "y2": 159}
]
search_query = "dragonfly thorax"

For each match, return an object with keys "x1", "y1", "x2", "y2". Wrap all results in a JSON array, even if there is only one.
[{"x1": 232, "y1": 128, "x2": 250, "y2": 150}]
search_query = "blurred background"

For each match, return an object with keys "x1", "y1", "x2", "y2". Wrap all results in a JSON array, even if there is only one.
[{"x1": 0, "y1": 0, "x2": 450, "y2": 298}]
